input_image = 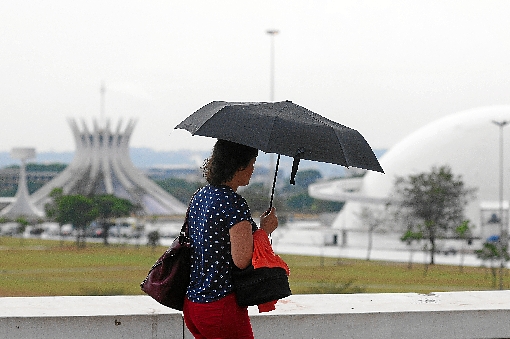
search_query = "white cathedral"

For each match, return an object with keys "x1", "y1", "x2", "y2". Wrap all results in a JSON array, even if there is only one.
[{"x1": 1, "y1": 118, "x2": 186, "y2": 219}]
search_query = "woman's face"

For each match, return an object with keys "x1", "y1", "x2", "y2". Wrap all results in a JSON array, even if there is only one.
[{"x1": 237, "y1": 157, "x2": 257, "y2": 187}]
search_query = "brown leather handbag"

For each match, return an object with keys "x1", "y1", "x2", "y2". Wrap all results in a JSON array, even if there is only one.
[{"x1": 140, "y1": 216, "x2": 190, "y2": 311}]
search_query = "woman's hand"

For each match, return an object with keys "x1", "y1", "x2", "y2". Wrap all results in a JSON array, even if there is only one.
[{"x1": 260, "y1": 207, "x2": 278, "y2": 235}]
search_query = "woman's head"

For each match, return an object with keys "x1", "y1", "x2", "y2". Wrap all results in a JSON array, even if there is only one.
[{"x1": 203, "y1": 139, "x2": 258, "y2": 186}]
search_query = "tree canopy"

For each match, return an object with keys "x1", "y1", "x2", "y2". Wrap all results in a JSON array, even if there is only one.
[
  {"x1": 391, "y1": 165, "x2": 476, "y2": 264},
  {"x1": 44, "y1": 188, "x2": 136, "y2": 247},
  {"x1": 156, "y1": 169, "x2": 343, "y2": 215},
  {"x1": 55, "y1": 194, "x2": 98, "y2": 247},
  {"x1": 94, "y1": 194, "x2": 137, "y2": 245}
]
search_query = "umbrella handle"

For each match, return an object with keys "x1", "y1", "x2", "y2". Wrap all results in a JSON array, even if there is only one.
[
  {"x1": 269, "y1": 154, "x2": 281, "y2": 209},
  {"x1": 290, "y1": 149, "x2": 304, "y2": 185}
]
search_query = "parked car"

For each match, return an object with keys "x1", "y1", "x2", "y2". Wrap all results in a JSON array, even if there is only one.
[
  {"x1": 442, "y1": 247, "x2": 457, "y2": 255},
  {"x1": 60, "y1": 224, "x2": 74, "y2": 237},
  {"x1": 0, "y1": 222, "x2": 20, "y2": 236}
]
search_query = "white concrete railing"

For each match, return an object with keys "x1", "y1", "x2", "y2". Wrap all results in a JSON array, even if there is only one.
[{"x1": 2, "y1": 291, "x2": 510, "y2": 338}]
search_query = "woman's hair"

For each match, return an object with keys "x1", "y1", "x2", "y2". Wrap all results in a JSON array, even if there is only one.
[{"x1": 203, "y1": 139, "x2": 258, "y2": 186}]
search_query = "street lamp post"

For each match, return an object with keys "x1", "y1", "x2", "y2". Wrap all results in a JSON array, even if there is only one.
[
  {"x1": 492, "y1": 120, "x2": 509, "y2": 290},
  {"x1": 266, "y1": 29, "x2": 279, "y2": 102}
]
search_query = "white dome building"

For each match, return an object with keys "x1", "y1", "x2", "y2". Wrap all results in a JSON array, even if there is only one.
[{"x1": 309, "y1": 106, "x2": 510, "y2": 238}]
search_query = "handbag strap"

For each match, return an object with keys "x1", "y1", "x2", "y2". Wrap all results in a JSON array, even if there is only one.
[{"x1": 179, "y1": 188, "x2": 200, "y2": 242}]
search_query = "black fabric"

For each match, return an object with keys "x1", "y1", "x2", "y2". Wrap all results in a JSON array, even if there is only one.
[
  {"x1": 232, "y1": 265, "x2": 291, "y2": 307},
  {"x1": 175, "y1": 101, "x2": 384, "y2": 174}
]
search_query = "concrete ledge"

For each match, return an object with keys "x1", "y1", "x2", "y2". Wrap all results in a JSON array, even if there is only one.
[
  {"x1": 0, "y1": 296, "x2": 183, "y2": 339},
  {"x1": 2, "y1": 291, "x2": 510, "y2": 338},
  {"x1": 249, "y1": 292, "x2": 510, "y2": 338}
]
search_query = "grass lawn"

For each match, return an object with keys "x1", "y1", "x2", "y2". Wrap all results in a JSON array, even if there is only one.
[
  {"x1": 285, "y1": 254, "x2": 503, "y2": 294},
  {"x1": 0, "y1": 236, "x2": 505, "y2": 297}
]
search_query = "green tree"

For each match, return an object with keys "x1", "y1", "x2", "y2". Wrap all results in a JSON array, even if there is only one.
[
  {"x1": 55, "y1": 195, "x2": 98, "y2": 247},
  {"x1": 455, "y1": 220, "x2": 473, "y2": 272},
  {"x1": 280, "y1": 169, "x2": 343, "y2": 214},
  {"x1": 391, "y1": 165, "x2": 476, "y2": 265},
  {"x1": 287, "y1": 169, "x2": 322, "y2": 190},
  {"x1": 475, "y1": 242, "x2": 510, "y2": 288},
  {"x1": 286, "y1": 192, "x2": 315, "y2": 212},
  {"x1": 45, "y1": 188, "x2": 66, "y2": 244},
  {"x1": 155, "y1": 178, "x2": 203, "y2": 204},
  {"x1": 400, "y1": 229, "x2": 424, "y2": 269},
  {"x1": 44, "y1": 188, "x2": 63, "y2": 220},
  {"x1": 4, "y1": 163, "x2": 67, "y2": 195},
  {"x1": 14, "y1": 216, "x2": 31, "y2": 246},
  {"x1": 93, "y1": 194, "x2": 137, "y2": 245},
  {"x1": 154, "y1": 169, "x2": 343, "y2": 215},
  {"x1": 6, "y1": 162, "x2": 67, "y2": 173},
  {"x1": 359, "y1": 206, "x2": 387, "y2": 261},
  {"x1": 241, "y1": 182, "x2": 277, "y2": 214},
  {"x1": 26, "y1": 163, "x2": 67, "y2": 172}
]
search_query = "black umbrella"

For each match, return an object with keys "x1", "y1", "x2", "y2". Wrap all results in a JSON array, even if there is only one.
[{"x1": 175, "y1": 101, "x2": 384, "y2": 207}]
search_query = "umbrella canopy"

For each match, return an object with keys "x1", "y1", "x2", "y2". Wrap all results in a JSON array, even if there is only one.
[
  {"x1": 176, "y1": 100, "x2": 383, "y2": 172},
  {"x1": 176, "y1": 101, "x2": 383, "y2": 208}
]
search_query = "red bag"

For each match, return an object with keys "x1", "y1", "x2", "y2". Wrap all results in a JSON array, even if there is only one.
[{"x1": 140, "y1": 221, "x2": 190, "y2": 311}]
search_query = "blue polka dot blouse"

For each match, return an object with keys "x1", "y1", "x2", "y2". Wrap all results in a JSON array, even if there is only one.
[{"x1": 186, "y1": 185, "x2": 256, "y2": 303}]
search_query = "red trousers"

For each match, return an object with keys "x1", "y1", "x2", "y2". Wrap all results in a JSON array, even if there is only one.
[{"x1": 183, "y1": 293, "x2": 254, "y2": 339}]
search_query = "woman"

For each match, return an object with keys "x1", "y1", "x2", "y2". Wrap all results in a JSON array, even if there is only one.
[{"x1": 183, "y1": 139, "x2": 279, "y2": 339}]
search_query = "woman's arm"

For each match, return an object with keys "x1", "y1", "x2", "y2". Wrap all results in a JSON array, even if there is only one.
[{"x1": 229, "y1": 220, "x2": 254, "y2": 269}]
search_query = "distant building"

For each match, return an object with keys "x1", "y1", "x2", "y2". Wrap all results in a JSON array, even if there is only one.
[
  {"x1": 309, "y1": 105, "x2": 510, "y2": 237},
  {"x1": 29, "y1": 118, "x2": 186, "y2": 216},
  {"x1": 0, "y1": 148, "x2": 44, "y2": 219},
  {"x1": 0, "y1": 168, "x2": 60, "y2": 193},
  {"x1": 145, "y1": 166, "x2": 203, "y2": 182}
]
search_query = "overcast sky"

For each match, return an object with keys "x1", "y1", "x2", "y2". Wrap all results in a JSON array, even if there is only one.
[{"x1": 1, "y1": 0, "x2": 510, "y2": 154}]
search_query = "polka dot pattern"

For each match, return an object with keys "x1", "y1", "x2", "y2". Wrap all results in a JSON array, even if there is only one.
[{"x1": 186, "y1": 185, "x2": 256, "y2": 303}]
